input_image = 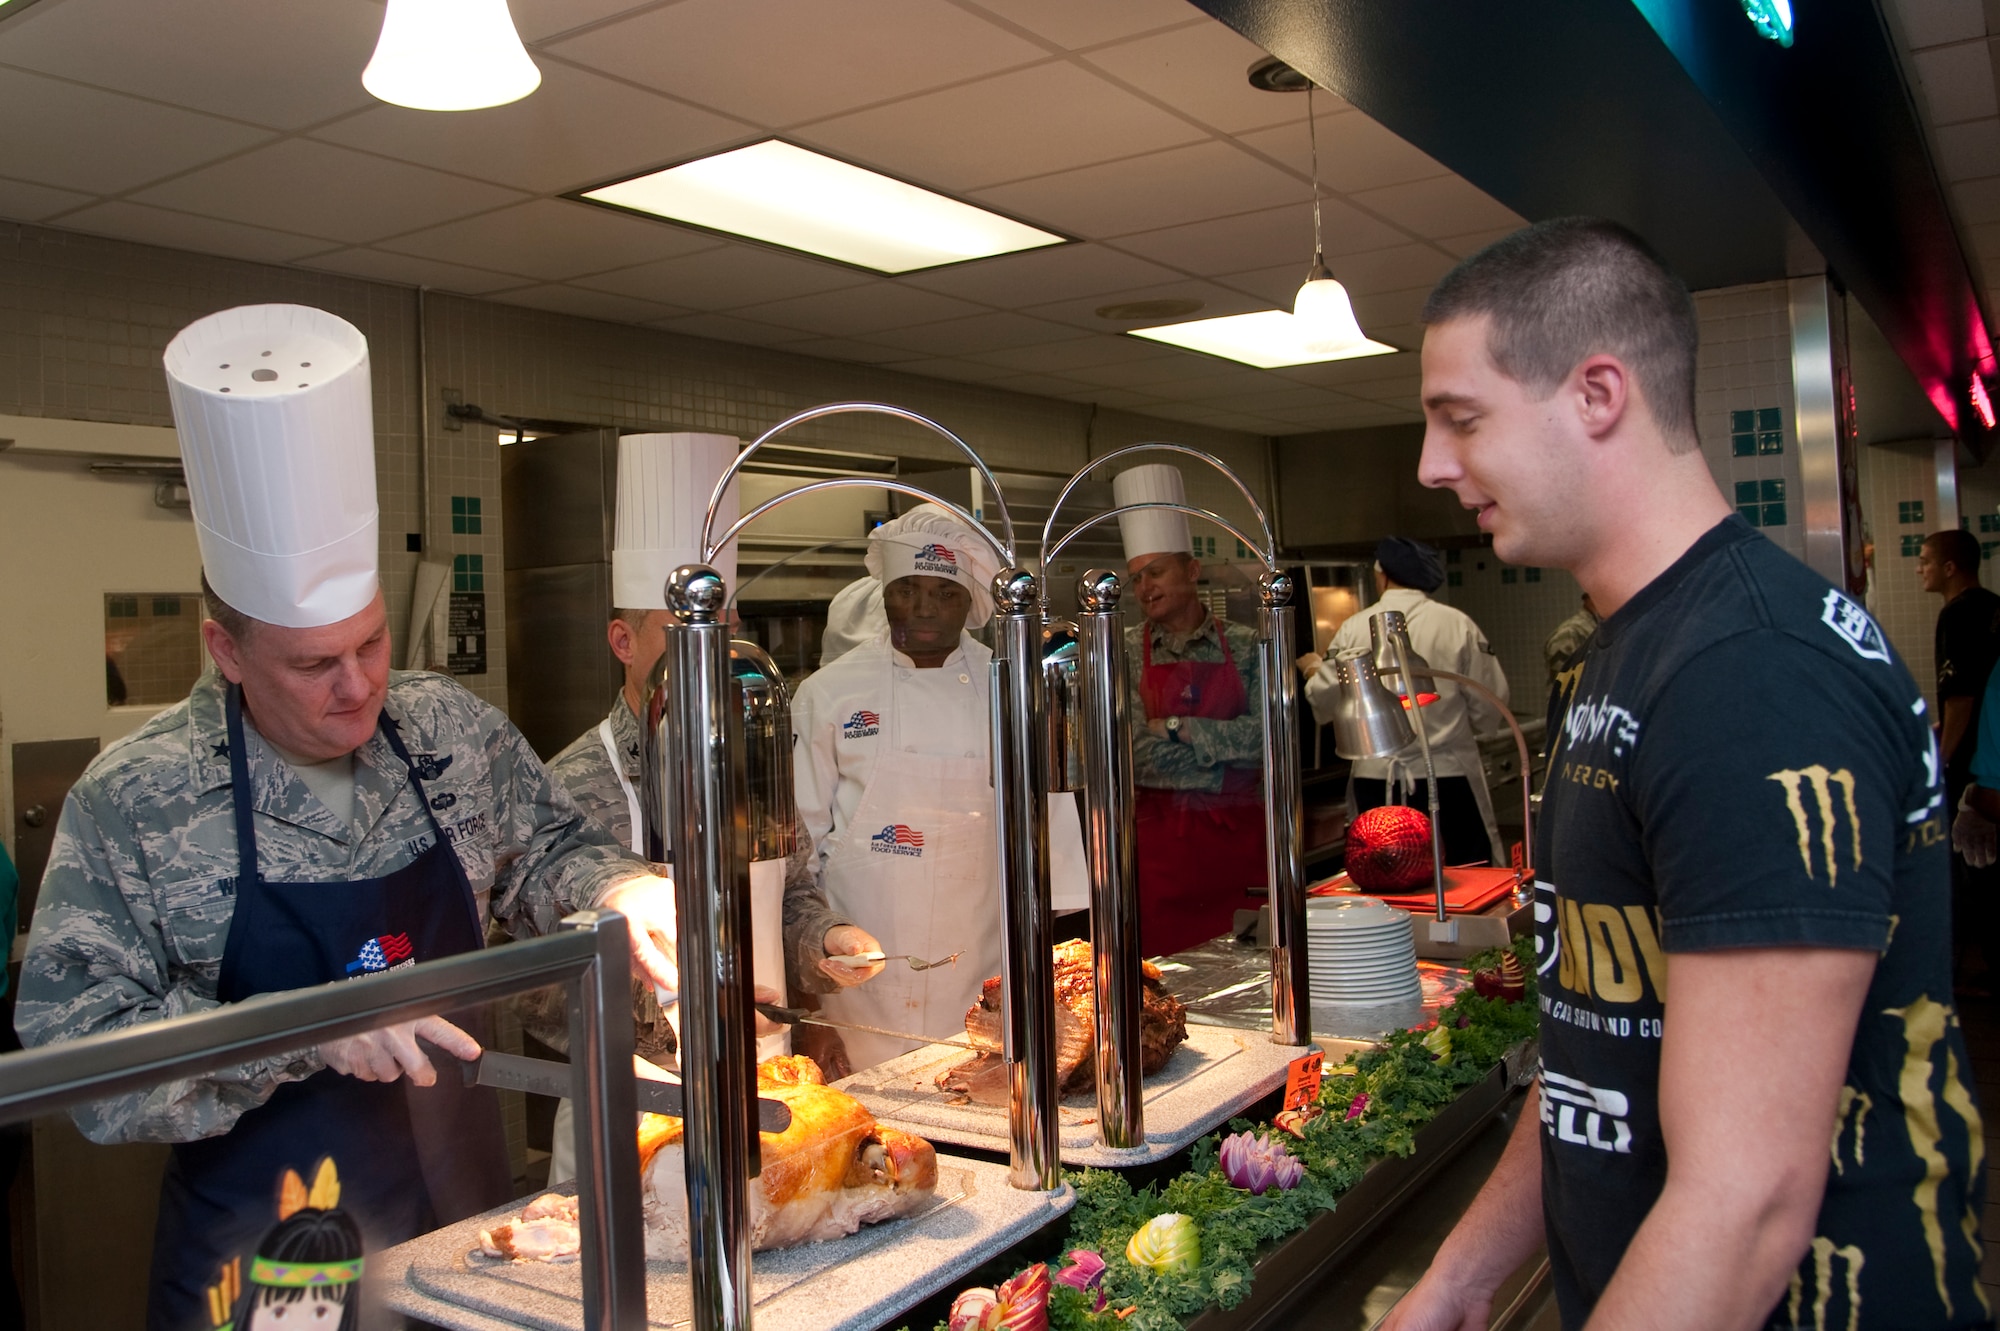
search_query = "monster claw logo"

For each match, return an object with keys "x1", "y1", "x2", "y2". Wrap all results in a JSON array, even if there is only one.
[
  {"x1": 346, "y1": 933, "x2": 415, "y2": 975},
  {"x1": 842, "y1": 710, "x2": 881, "y2": 739},
  {"x1": 1769, "y1": 765, "x2": 1863, "y2": 887},
  {"x1": 870, "y1": 824, "x2": 925, "y2": 856},
  {"x1": 912, "y1": 543, "x2": 959, "y2": 576}
]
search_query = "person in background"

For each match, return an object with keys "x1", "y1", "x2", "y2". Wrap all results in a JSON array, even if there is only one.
[
  {"x1": 1384, "y1": 219, "x2": 1982, "y2": 1331},
  {"x1": 537, "y1": 432, "x2": 877, "y2": 1176},
  {"x1": 792, "y1": 504, "x2": 1088, "y2": 1073},
  {"x1": 1542, "y1": 592, "x2": 1599, "y2": 684},
  {"x1": 818, "y1": 575, "x2": 886, "y2": 668},
  {"x1": 1304, "y1": 537, "x2": 1512, "y2": 867},
  {"x1": 1112, "y1": 463, "x2": 1268, "y2": 957},
  {"x1": 13, "y1": 305, "x2": 680, "y2": 1331},
  {"x1": 1922, "y1": 527, "x2": 2000, "y2": 991}
]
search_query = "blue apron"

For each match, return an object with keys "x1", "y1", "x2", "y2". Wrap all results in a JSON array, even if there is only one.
[{"x1": 146, "y1": 685, "x2": 510, "y2": 1331}]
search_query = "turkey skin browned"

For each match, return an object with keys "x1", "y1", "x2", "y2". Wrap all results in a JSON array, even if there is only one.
[
  {"x1": 938, "y1": 940, "x2": 1189, "y2": 1104},
  {"x1": 637, "y1": 1055, "x2": 938, "y2": 1261}
]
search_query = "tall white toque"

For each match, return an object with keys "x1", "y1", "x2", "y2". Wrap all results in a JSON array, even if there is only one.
[
  {"x1": 164, "y1": 304, "x2": 379, "y2": 629},
  {"x1": 612, "y1": 432, "x2": 741, "y2": 611},
  {"x1": 1112, "y1": 462, "x2": 1192, "y2": 565}
]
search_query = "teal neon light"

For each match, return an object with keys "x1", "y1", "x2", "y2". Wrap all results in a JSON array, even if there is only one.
[{"x1": 1740, "y1": 0, "x2": 1795, "y2": 47}]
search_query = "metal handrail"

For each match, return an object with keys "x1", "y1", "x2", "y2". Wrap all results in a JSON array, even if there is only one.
[
  {"x1": 1037, "y1": 442, "x2": 1277, "y2": 572},
  {"x1": 702, "y1": 402, "x2": 1019, "y2": 565},
  {"x1": 705, "y1": 478, "x2": 1011, "y2": 572},
  {"x1": 0, "y1": 911, "x2": 647, "y2": 1331}
]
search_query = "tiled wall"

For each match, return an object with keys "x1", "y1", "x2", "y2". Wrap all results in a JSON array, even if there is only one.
[
  {"x1": 0, "y1": 221, "x2": 1271, "y2": 710},
  {"x1": 1860, "y1": 440, "x2": 1948, "y2": 699},
  {"x1": 1435, "y1": 554, "x2": 1585, "y2": 717},
  {"x1": 1692, "y1": 282, "x2": 1806, "y2": 564}
]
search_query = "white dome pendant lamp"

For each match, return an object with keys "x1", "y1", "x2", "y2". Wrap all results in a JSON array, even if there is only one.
[
  {"x1": 363, "y1": 0, "x2": 542, "y2": 112},
  {"x1": 1293, "y1": 85, "x2": 1370, "y2": 354}
]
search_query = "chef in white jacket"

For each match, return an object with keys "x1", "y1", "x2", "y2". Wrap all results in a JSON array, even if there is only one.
[
  {"x1": 792, "y1": 505, "x2": 1089, "y2": 1072},
  {"x1": 1304, "y1": 537, "x2": 1512, "y2": 866}
]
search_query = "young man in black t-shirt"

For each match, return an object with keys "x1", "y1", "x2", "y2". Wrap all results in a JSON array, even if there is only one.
[
  {"x1": 1385, "y1": 220, "x2": 1986, "y2": 1331},
  {"x1": 1924, "y1": 528, "x2": 2000, "y2": 988}
]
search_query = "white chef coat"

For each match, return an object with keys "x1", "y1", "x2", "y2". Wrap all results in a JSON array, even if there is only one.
[
  {"x1": 791, "y1": 630, "x2": 1088, "y2": 1069},
  {"x1": 1305, "y1": 588, "x2": 1512, "y2": 860}
]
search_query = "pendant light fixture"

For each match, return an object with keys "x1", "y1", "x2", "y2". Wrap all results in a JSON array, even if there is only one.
[
  {"x1": 363, "y1": 0, "x2": 542, "y2": 112},
  {"x1": 1293, "y1": 85, "x2": 1370, "y2": 354}
]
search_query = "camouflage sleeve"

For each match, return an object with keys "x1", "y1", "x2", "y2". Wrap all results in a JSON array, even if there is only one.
[
  {"x1": 471, "y1": 695, "x2": 652, "y2": 941},
  {"x1": 13, "y1": 787, "x2": 323, "y2": 1144},
  {"x1": 1180, "y1": 624, "x2": 1267, "y2": 770},
  {"x1": 783, "y1": 816, "x2": 848, "y2": 996},
  {"x1": 1126, "y1": 628, "x2": 1226, "y2": 793}
]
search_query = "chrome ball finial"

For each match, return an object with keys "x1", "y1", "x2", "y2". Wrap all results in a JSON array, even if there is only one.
[
  {"x1": 1259, "y1": 568, "x2": 1295, "y2": 607},
  {"x1": 1077, "y1": 568, "x2": 1123, "y2": 613},
  {"x1": 992, "y1": 567, "x2": 1039, "y2": 614},
  {"x1": 668, "y1": 564, "x2": 727, "y2": 623}
]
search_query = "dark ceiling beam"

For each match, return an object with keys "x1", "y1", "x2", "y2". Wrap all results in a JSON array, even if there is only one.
[{"x1": 1189, "y1": 0, "x2": 1995, "y2": 454}]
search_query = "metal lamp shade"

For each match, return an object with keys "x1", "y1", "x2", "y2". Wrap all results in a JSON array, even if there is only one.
[{"x1": 1327, "y1": 651, "x2": 1416, "y2": 759}]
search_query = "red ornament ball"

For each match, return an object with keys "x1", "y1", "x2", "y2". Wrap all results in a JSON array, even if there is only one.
[{"x1": 1345, "y1": 805, "x2": 1435, "y2": 890}]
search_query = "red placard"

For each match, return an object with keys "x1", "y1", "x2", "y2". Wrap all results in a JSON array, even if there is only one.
[{"x1": 1282, "y1": 1051, "x2": 1324, "y2": 1111}]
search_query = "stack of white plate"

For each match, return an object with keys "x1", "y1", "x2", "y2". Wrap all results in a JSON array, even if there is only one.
[{"x1": 1307, "y1": 897, "x2": 1421, "y2": 1006}]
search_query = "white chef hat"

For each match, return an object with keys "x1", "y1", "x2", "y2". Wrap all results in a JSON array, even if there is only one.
[
  {"x1": 612, "y1": 432, "x2": 741, "y2": 611},
  {"x1": 164, "y1": 304, "x2": 378, "y2": 629},
  {"x1": 821, "y1": 575, "x2": 886, "y2": 663},
  {"x1": 1113, "y1": 463, "x2": 1193, "y2": 566},
  {"x1": 864, "y1": 503, "x2": 997, "y2": 625}
]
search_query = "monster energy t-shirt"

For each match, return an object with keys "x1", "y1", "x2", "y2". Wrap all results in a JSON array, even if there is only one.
[{"x1": 1539, "y1": 516, "x2": 1987, "y2": 1330}]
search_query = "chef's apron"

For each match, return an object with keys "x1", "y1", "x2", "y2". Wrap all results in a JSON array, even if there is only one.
[
  {"x1": 1135, "y1": 627, "x2": 1268, "y2": 957},
  {"x1": 147, "y1": 686, "x2": 509, "y2": 1331},
  {"x1": 817, "y1": 661, "x2": 1001, "y2": 1074}
]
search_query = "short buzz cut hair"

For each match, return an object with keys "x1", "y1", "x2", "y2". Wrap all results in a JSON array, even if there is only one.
[
  {"x1": 1422, "y1": 217, "x2": 1700, "y2": 451},
  {"x1": 200, "y1": 570, "x2": 257, "y2": 642},
  {"x1": 1927, "y1": 528, "x2": 1982, "y2": 577}
]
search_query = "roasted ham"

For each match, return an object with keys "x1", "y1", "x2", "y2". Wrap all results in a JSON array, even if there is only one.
[
  {"x1": 639, "y1": 1055, "x2": 938, "y2": 1261},
  {"x1": 939, "y1": 940, "x2": 1189, "y2": 1104}
]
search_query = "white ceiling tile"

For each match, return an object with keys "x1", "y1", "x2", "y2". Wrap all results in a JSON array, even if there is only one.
[
  {"x1": 975, "y1": 141, "x2": 1306, "y2": 239},
  {"x1": 798, "y1": 62, "x2": 1206, "y2": 193},
  {"x1": 885, "y1": 356, "x2": 1022, "y2": 384},
  {"x1": 1955, "y1": 176, "x2": 2000, "y2": 223},
  {"x1": 865, "y1": 311, "x2": 1091, "y2": 355},
  {"x1": 577, "y1": 245, "x2": 871, "y2": 308},
  {"x1": 1050, "y1": 352, "x2": 1204, "y2": 388},
  {"x1": 0, "y1": 175, "x2": 94, "y2": 223},
  {"x1": 133, "y1": 140, "x2": 528, "y2": 244},
  {"x1": 313, "y1": 61, "x2": 752, "y2": 195},
  {"x1": 511, "y1": 0, "x2": 664, "y2": 42},
  {"x1": 1915, "y1": 43, "x2": 1999, "y2": 124},
  {"x1": 777, "y1": 336, "x2": 922, "y2": 365},
  {"x1": 1075, "y1": 386, "x2": 1173, "y2": 410},
  {"x1": 1266, "y1": 350, "x2": 1423, "y2": 389},
  {"x1": 1936, "y1": 116, "x2": 2000, "y2": 181},
  {"x1": 547, "y1": 0, "x2": 1047, "y2": 127},
  {"x1": 1023, "y1": 277, "x2": 1270, "y2": 331},
  {"x1": 1081, "y1": 20, "x2": 1329, "y2": 135},
  {"x1": 958, "y1": 0, "x2": 1204, "y2": 50},
  {"x1": 493, "y1": 284, "x2": 695, "y2": 324},
  {"x1": 647, "y1": 310, "x2": 817, "y2": 348},
  {"x1": 984, "y1": 370, "x2": 1100, "y2": 397},
  {"x1": 1888, "y1": 0, "x2": 1986, "y2": 49},
  {"x1": 52, "y1": 201, "x2": 331, "y2": 263},
  {"x1": 1112, "y1": 200, "x2": 1406, "y2": 273},
  {"x1": 1346, "y1": 175, "x2": 1525, "y2": 240},
  {"x1": 299, "y1": 247, "x2": 529, "y2": 295},
  {"x1": 380, "y1": 200, "x2": 723, "y2": 282},
  {"x1": 1434, "y1": 227, "x2": 1519, "y2": 258},
  {"x1": 0, "y1": 0, "x2": 380, "y2": 129},
  {"x1": 0, "y1": 68, "x2": 274, "y2": 194},
  {"x1": 899, "y1": 243, "x2": 1181, "y2": 305},
  {"x1": 1219, "y1": 243, "x2": 1454, "y2": 306},
  {"x1": 1237, "y1": 110, "x2": 1451, "y2": 195},
  {"x1": 964, "y1": 332, "x2": 1177, "y2": 373},
  {"x1": 731, "y1": 283, "x2": 986, "y2": 335}
]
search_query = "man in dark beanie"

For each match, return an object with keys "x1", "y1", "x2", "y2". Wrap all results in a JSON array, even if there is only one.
[{"x1": 1304, "y1": 536, "x2": 1511, "y2": 866}]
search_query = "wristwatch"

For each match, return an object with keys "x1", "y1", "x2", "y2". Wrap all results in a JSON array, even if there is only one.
[{"x1": 1165, "y1": 716, "x2": 1183, "y2": 743}]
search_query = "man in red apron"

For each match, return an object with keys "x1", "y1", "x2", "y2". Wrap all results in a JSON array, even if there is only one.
[
  {"x1": 13, "y1": 305, "x2": 678, "y2": 1331},
  {"x1": 1113, "y1": 464, "x2": 1269, "y2": 957}
]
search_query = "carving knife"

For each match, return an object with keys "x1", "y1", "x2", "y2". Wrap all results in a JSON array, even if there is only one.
[
  {"x1": 447, "y1": 1048, "x2": 794, "y2": 1133},
  {"x1": 754, "y1": 1002, "x2": 986, "y2": 1053}
]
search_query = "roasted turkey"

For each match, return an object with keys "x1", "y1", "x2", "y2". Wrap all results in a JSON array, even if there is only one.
[
  {"x1": 938, "y1": 940, "x2": 1189, "y2": 1104},
  {"x1": 638, "y1": 1055, "x2": 938, "y2": 1261}
]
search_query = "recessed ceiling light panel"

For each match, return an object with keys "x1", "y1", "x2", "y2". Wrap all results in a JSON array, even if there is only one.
[
  {"x1": 1129, "y1": 311, "x2": 1397, "y2": 369},
  {"x1": 578, "y1": 140, "x2": 1067, "y2": 275}
]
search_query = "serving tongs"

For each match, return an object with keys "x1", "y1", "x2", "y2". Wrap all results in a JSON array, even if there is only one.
[{"x1": 823, "y1": 949, "x2": 965, "y2": 972}]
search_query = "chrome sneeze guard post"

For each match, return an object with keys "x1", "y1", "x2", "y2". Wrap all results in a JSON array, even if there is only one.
[
  {"x1": 1077, "y1": 569, "x2": 1144, "y2": 1148},
  {"x1": 0, "y1": 919, "x2": 649, "y2": 1331},
  {"x1": 1259, "y1": 570, "x2": 1310, "y2": 1047},
  {"x1": 663, "y1": 563, "x2": 758, "y2": 1331},
  {"x1": 991, "y1": 567, "x2": 1062, "y2": 1189}
]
